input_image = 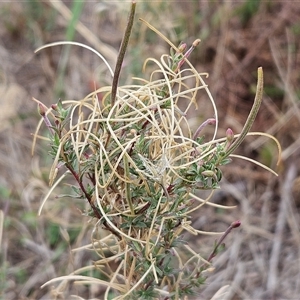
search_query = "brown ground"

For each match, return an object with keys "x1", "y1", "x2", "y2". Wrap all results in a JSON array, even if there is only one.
[{"x1": 1, "y1": 1, "x2": 300, "y2": 299}]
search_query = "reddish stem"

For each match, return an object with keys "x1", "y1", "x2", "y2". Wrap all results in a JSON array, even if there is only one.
[{"x1": 207, "y1": 220, "x2": 241, "y2": 262}]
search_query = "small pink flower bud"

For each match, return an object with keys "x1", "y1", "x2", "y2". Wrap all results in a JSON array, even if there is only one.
[
  {"x1": 226, "y1": 128, "x2": 234, "y2": 142},
  {"x1": 175, "y1": 41, "x2": 200, "y2": 72},
  {"x1": 51, "y1": 103, "x2": 58, "y2": 111},
  {"x1": 177, "y1": 43, "x2": 187, "y2": 53},
  {"x1": 231, "y1": 220, "x2": 241, "y2": 228},
  {"x1": 193, "y1": 118, "x2": 216, "y2": 140},
  {"x1": 207, "y1": 118, "x2": 216, "y2": 126},
  {"x1": 38, "y1": 103, "x2": 47, "y2": 116}
]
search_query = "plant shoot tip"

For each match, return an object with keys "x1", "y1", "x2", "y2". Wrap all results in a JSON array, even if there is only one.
[
  {"x1": 231, "y1": 220, "x2": 241, "y2": 228},
  {"x1": 193, "y1": 39, "x2": 201, "y2": 47}
]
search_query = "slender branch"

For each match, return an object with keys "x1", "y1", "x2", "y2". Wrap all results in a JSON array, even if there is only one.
[
  {"x1": 65, "y1": 162, "x2": 122, "y2": 240},
  {"x1": 111, "y1": 1, "x2": 136, "y2": 106},
  {"x1": 182, "y1": 220, "x2": 241, "y2": 291},
  {"x1": 124, "y1": 154, "x2": 135, "y2": 215},
  {"x1": 207, "y1": 220, "x2": 241, "y2": 262},
  {"x1": 65, "y1": 162, "x2": 101, "y2": 219},
  {"x1": 105, "y1": 1, "x2": 136, "y2": 149},
  {"x1": 193, "y1": 118, "x2": 216, "y2": 141}
]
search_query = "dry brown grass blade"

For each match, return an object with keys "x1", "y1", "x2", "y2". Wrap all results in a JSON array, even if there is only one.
[
  {"x1": 210, "y1": 285, "x2": 231, "y2": 300},
  {"x1": 267, "y1": 163, "x2": 297, "y2": 295},
  {"x1": 49, "y1": 0, "x2": 117, "y2": 63}
]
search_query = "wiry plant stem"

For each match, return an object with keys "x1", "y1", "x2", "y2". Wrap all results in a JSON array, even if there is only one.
[
  {"x1": 207, "y1": 220, "x2": 241, "y2": 262},
  {"x1": 193, "y1": 118, "x2": 216, "y2": 141},
  {"x1": 177, "y1": 220, "x2": 242, "y2": 296},
  {"x1": 111, "y1": 1, "x2": 136, "y2": 106},
  {"x1": 105, "y1": 1, "x2": 136, "y2": 150},
  {"x1": 65, "y1": 162, "x2": 122, "y2": 240},
  {"x1": 64, "y1": 162, "x2": 100, "y2": 218},
  {"x1": 124, "y1": 154, "x2": 135, "y2": 215}
]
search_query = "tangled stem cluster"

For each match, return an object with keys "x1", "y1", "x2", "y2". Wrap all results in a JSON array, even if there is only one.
[{"x1": 32, "y1": 2, "x2": 280, "y2": 299}]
